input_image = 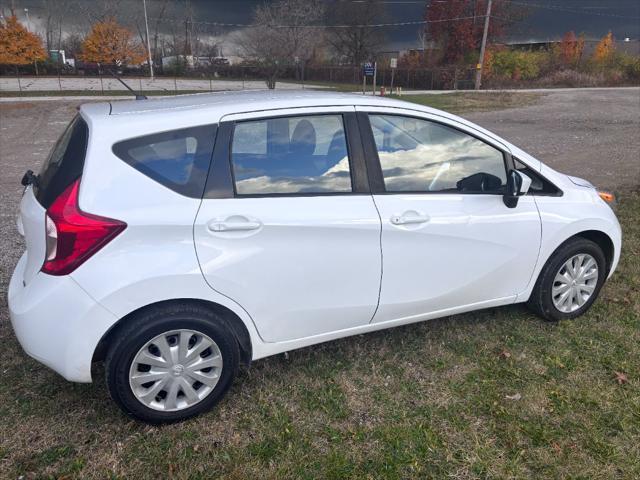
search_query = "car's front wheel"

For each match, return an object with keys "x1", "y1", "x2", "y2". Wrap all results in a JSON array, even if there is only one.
[
  {"x1": 105, "y1": 303, "x2": 239, "y2": 423},
  {"x1": 528, "y1": 237, "x2": 607, "y2": 321}
]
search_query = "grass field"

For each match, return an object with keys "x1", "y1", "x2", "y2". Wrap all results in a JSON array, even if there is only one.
[
  {"x1": 0, "y1": 189, "x2": 637, "y2": 478},
  {"x1": 396, "y1": 92, "x2": 541, "y2": 114}
]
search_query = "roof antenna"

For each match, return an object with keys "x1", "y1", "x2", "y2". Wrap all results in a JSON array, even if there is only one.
[{"x1": 107, "y1": 69, "x2": 147, "y2": 100}]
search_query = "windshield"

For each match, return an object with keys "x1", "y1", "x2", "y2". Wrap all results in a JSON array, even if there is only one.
[{"x1": 35, "y1": 115, "x2": 88, "y2": 208}]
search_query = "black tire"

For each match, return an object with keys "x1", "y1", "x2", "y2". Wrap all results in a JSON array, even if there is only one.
[
  {"x1": 527, "y1": 237, "x2": 607, "y2": 322},
  {"x1": 105, "y1": 302, "x2": 239, "y2": 423}
]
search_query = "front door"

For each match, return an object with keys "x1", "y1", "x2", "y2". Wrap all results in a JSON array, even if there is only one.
[
  {"x1": 358, "y1": 110, "x2": 542, "y2": 323},
  {"x1": 194, "y1": 109, "x2": 382, "y2": 343}
]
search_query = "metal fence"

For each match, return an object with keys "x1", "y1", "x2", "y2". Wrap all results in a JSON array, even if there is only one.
[
  {"x1": 0, "y1": 63, "x2": 479, "y2": 95},
  {"x1": 304, "y1": 65, "x2": 477, "y2": 90}
]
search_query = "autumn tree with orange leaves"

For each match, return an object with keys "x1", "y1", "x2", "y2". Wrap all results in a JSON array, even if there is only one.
[
  {"x1": 425, "y1": 0, "x2": 524, "y2": 65},
  {"x1": 558, "y1": 31, "x2": 584, "y2": 67},
  {"x1": 0, "y1": 15, "x2": 46, "y2": 66},
  {"x1": 80, "y1": 18, "x2": 145, "y2": 66},
  {"x1": 398, "y1": 50, "x2": 424, "y2": 70},
  {"x1": 593, "y1": 31, "x2": 615, "y2": 64}
]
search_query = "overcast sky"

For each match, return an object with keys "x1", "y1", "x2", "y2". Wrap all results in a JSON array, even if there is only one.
[{"x1": 2, "y1": 0, "x2": 639, "y2": 52}]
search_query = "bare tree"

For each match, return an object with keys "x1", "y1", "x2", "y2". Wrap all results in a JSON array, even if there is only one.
[
  {"x1": 326, "y1": 0, "x2": 387, "y2": 65},
  {"x1": 197, "y1": 39, "x2": 222, "y2": 69},
  {"x1": 132, "y1": 0, "x2": 170, "y2": 68},
  {"x1": 75, "y1": 0, "x2": 125, "y2": 25},
  {"x1": 60, "y1": 32, "x2": 83, "y2": 58},
  {"x1": 150, "y1": 0, "x2": 216, "y2": 71},
  {"x1": 240, "y1": 0, "x2": 325, "y2": 89},
  {"x1": 151, "y1": 0, "x2": 170, "y2": 66},
  {"x1": 41, "y1": 0, "x2": 73, "y2": 53}
]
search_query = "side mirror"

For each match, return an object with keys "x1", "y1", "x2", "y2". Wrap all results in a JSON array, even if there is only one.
[{"x1": 503, "y1": 170, "x2": 532, "y2": 208}]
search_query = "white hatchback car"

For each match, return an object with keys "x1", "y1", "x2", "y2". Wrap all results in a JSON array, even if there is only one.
[{"x1": 9, "y1": 91, "x2": 621, "y2": 422}]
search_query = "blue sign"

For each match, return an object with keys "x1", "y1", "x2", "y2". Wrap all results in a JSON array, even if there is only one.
[{"x1": 363, "y1": 62, "x2": 375, "y2": 76}]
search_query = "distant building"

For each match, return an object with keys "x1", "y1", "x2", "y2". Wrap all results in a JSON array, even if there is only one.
[
  {"x1": 161, "y1": 55, "x2": 236, "y2": 69},
  {"x1": 49, "y1": 49, "x2": 66, "y2": 64},
  {"x1": 195, "y1": 56, "x2": 231, "y2": 67},
  {"x1": 161, "y1": 55, "x2": 196, "y2": 69}
]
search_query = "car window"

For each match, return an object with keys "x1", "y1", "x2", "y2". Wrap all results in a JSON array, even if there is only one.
[
  {"x1": 232, "y1": 120, "x2": 267, "y2": 154},
  {"x1": 514, "y1": 157, "x2": 560, "y2": 195},
  {"x1": 369, "y1": 115, "x2": 507, "y2": 193},
  {"x1": 112, "y1": 125, "x2": 216, "y2": 198},
  {"x1": 35, "y1": 115, "x2": 89, "y2": 208},
  {"x1": 230, "y1": 115, "x2": 352, "y2": 195}
]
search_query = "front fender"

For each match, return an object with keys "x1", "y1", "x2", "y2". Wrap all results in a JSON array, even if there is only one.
[{"x1": 516, "y1": 191, "x2": 621, "y2": 302}]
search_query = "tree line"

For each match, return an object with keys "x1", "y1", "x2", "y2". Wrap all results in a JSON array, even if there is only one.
[
  {"x1": 1, "y1": 0, "x2": 638, "y2": 88},
  {"x1": 0, "y1": 0, "x2": 389, "y2": 72}
]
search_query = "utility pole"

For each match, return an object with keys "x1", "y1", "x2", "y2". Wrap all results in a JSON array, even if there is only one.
[
  {"x1": 474, "y1": 0, "x2": 492, "y2": 90},
  {"x1": 143, "y1": 0, "x2": 154, "y2": 79},
  {"x1": 24, "y1": 8, "x2": 39, "y2": 76}
]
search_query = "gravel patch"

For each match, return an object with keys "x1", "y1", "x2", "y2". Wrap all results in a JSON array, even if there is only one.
[{"x1": 464, "y1": 88, "x2": 640, "y2": 191}]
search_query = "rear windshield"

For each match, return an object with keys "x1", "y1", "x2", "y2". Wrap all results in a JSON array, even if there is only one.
[{"x1": 35, "y1": 115, "x2": 89, "y2": 208}]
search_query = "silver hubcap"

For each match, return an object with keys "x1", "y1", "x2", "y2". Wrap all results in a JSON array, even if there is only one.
[
  {"x1": 552, "y1": 254, "x2": 598, "y2": 313},
  {"x1": 129, "y1": 329, "x2": 223, "y2": 412}
]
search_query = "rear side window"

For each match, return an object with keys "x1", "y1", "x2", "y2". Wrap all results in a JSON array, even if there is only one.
[
  {"x1": 36, "y1": 115, "x2": 89, "y2": 208},
  {"x1": 112, "y1": 125, "x2": 217, "y2": 198},
  {"x1": 230, "y1": 115, "x2": 352, "y2": 195}
]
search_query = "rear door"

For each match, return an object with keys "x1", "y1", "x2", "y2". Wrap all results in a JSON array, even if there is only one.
[
  {"x1": 194, "y1": 107, "x2": 382, "y2": 343},
  {"x1": 356, "y1": 108, "x2": 542, "y2": 323}
]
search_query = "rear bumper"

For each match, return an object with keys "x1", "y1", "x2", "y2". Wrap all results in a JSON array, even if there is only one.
[{"x1": 8, "y1": 253, "x2": 118, "y2": 382}]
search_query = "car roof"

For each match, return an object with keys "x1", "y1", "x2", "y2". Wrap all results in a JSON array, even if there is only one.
[
  {"x1": 77, "y1": 88, "x2": 538, "y2": 170},
  {"x1": 80, "y1": 89, "x2": 435, "y2": 121},
  {"x1": 111, "y1": 90, "x2": 408, "y2": 115}
]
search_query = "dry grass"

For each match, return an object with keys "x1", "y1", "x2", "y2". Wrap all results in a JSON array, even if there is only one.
[{"x1": 396, "y1": 91, "x2": 542, "y2": 114}]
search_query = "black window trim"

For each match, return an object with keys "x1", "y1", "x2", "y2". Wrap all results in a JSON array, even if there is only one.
[
  {"x1": 357, "y1": 111, "x2": 516, "y2": 196},
  {"x1": 221, "y1": 111, "x2": 371, "y2": 199},
  {"x1": 203, "y1": 121, "x2": 234, "y2": 199},
  {"x1": 513, "y1": 156, "x2": 564, "y2": 197}
]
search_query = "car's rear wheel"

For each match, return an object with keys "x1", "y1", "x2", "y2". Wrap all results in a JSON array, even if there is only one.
[
  {"x1": 527, "y1": 237, "x2": 607, "y2": 321},
  {"x1": 105, "y1": 303, "x2": 239, "y2": 423}
]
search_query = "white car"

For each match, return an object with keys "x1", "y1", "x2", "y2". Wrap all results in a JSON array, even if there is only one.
[{"x1": 9, "y1": 91, "x2": 621, "y2": 422}]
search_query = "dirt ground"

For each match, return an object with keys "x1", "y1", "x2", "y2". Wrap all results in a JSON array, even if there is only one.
[{"x1": 464, "y1": 88, "x2": 640, "y2": 192}]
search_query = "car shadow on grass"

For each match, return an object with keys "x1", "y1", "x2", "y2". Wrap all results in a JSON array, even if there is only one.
[{"x1": 15, "y1": 301, "x2": 549, "y2": 424}]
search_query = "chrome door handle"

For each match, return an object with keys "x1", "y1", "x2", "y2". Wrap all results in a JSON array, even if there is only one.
[
  {"x1": 390, "y1": 214, "x2": 430, "y2": 225},
  {"x1": 208, "y1": 220, "x2": 261, "y2": 232}
]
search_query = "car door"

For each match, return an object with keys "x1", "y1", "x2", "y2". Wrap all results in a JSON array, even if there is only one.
[
  {"x1": 194, "y1": 107, "x2": 382, "y2": 343},
  {"x1": 355, "y1": 108, "x2": 542, "y2": 324}
]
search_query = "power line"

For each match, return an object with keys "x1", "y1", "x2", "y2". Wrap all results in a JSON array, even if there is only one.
[
  {"x1": 148, "y1": 0, "x2": 640, "y2": 30},
  {"x1": 148, "y1": 15, "x2": 489, "y2": 29},
  {"x1": 506, "y1": 1, "x2": 640, "y2": 20}
]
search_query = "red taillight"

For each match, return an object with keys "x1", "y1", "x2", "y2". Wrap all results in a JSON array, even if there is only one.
[{"x1": 41, "y1": 179, "x2": 126, "y2": 276}]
